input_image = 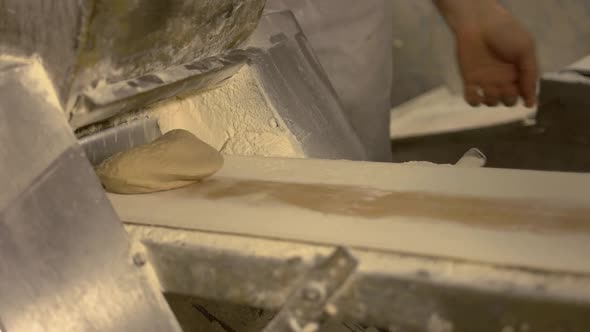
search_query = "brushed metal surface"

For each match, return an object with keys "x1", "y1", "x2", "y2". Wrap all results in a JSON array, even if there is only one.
[
  {"x1": 262, "y1": 248, "x2": 357, "y2": 332},
  {"x1": 127, "y1": 224, "x2": 590, "y2": 332},
  {"x1": 246, "y1": 11, "x2": 368, "y2": 160},
  {"x1": 0, "y1": 61, "x2": 72, "y2": 211},
  {"x1": 0, "y1": 0, "x2": 265, "y2": 118},
  {"x1": 0, "y1": 62, "x2": 181, "y2": 332},
  {"x1": 79, "y1": 117, "x2": 162, "y2": 165}
]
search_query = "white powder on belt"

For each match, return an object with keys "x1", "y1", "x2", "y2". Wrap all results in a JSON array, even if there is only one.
[{"x1": 149, "y1": 66, "x2": 304, "y2": 158}]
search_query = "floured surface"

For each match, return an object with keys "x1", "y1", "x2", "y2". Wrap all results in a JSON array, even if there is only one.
[
  {"x1": 569, "y1": 54, "x2": 590, "y2": 70},
  {"x1": 193, "y1": 179, "x2": 590, "y2": 234},
  {"x1": 149, "y1": 66, "x2": 304, "y2": 158},
  {"x1": 390, "y1": 87, "x2": 537, "y2": 140},
  {"x1": 217, "y1": 157, "x2": 590, "y2": 204},
  {"x1": 110, "y1": 156, "x2": 590, "y2": 275}
]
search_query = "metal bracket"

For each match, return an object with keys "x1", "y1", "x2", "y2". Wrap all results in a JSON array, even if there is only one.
[{"x1": 262, "y1": 247, "x2": 358, "y2": 332}]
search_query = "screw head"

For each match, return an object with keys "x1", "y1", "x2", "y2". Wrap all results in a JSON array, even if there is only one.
[{"x1": 133, "y1": 253, "x2": 147, "y2": 267}]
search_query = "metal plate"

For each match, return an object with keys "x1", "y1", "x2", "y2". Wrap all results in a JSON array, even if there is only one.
[
  {"x1": 127, "y1": 224, "x2": 590, "y2": 332},
  {"x1": 0, "y1": 62, "x2": 181, "y2": 332},
  {"x1": 245, "y1": 11, "x2": 368, "y2": 160},
  {"x1": 0, "y1": 0, "x2": 265, "y2": 112}
]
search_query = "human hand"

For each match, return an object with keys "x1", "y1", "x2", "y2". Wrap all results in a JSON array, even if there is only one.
[{"x1": 452, "y1": 4, "x2": 538, "y2": 107}]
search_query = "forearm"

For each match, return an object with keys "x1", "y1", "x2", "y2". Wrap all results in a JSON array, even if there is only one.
[{"x1": 433, "y1": 0, "x2": 499, "y2": 32}]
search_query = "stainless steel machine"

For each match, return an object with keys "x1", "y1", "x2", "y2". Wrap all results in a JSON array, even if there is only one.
[{"x1": 1, "y1": 1, "x2": 590, "y2": 332}]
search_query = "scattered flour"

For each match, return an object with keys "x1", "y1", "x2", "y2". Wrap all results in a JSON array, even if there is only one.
[
  {"x1": 150, "y1": 66, "x2": 304, "y2": 158},
  {"x1": 0, "y1": 54, "x2": 61, "y2": 111}
]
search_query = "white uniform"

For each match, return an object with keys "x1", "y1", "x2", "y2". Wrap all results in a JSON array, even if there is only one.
[{"x1": 265, "y1": 0, "x2": 394, "y2": 161}]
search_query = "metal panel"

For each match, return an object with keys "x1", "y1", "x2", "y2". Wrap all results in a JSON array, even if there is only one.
[
  {"x1": 79, "y1": 117, "x2": 162, "y2": 165},
  {"x1": 246, "y1": 11, "x2": 368, "y2": 160},
  {"x1": 0, "y1": 0, "x2": 265, "y2": 113},
  {"x1": 127, "y1": 224, "x2": 590, "y2": 332},
  {"x1": 0, "y1": 0, "x2": 87, "y2": 102},
  {"x1": 0, "y1": 62, "x2": 181, "y2": 332},
  {"x1": 0, "y1": 61, "x2": 72, "y2": 210}
]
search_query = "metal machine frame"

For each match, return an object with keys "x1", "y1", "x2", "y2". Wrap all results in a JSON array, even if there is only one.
[{"x1": 2, "y1": 2, "x2": 590, "y2": 331}]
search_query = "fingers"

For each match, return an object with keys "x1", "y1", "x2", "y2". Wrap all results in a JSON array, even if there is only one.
[
  {"x1": 464, "y1": 83, "x2": 520, "y2": 107},
  {"x1": 464, "y1": 53, "x2": 538, "y2": 107},
  {"x1": 518, "y1": 48, "x2": 539, "y2": 107},
  {"x1": 500, "y1": 84, "x2": 519, "y2": 106},
  {"x1": 464, "y1": 85, "x2": 483, "y2": 107},
  {"x1": 483, "y1": 86, "x2": 500, "y2": 106}
]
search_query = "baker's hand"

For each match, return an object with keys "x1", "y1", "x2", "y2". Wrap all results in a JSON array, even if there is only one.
[{"x1": 435, "y1": 0, "x2": 538, "y2": 107}]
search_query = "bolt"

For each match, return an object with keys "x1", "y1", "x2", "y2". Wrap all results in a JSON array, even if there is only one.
[
  {"x1": 133, "y1": 253, "x2": 147, "y2": 267},
  {"x1": 324, "y1": 303, "x2": 338, "y2": 316},
  {"x1": 301, "y1": 282, "x2": 326, "y2": 303},
  {"x1": 302, "y1": 287, "x2": 322, "y2": 302},
  {"x1": 269, "y1": 118, "x2": 279, "y2": 128}
]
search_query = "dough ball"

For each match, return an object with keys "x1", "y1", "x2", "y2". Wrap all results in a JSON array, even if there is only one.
[{"x1": 96, "y1": 129, "x2": 223, "y2": 194}]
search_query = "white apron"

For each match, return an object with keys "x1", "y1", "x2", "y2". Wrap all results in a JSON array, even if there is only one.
[{"x1": 265, "y1": 0, "x2": 394, "y2": 161}]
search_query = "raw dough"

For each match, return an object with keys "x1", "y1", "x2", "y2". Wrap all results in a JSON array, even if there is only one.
[{"x1": 96, "y1": 129, "x2": 223, "y2": 194}]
